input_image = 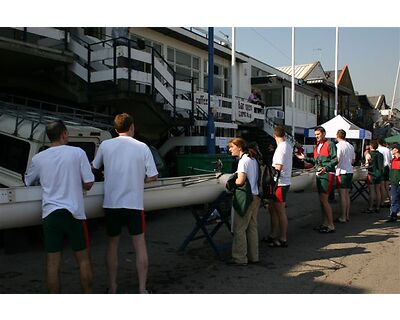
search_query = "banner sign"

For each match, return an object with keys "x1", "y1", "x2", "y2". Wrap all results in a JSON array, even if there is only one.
[
  {"x1": 236, "y1": 100, "x2": 254, "y2": 123},
  {"x1": 194, "y1": 91, "x2": 208, "y2": 109}
]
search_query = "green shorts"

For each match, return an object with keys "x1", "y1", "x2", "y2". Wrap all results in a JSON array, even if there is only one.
[
  {"x1": 273, "y1": 185, "x2": 290, "y2": 203},
  {"x1": 336, "y1": 173, "x2": 353, "y2": 189},
  {"x1": 382, "y1": 166, "x2": 390, "y2": 181},
  {"x1": 316, "y1": 173, "x2": 335, "y2": 194},
  {"x1": 104, "y1": 208, "x2": 145, "y2": 237},
  {"x1": 42, "y1": 209, "x2": 89, "y2": 253},
  {"x1": 367, "y1": 174, "x2": 382, "y2": 185}
]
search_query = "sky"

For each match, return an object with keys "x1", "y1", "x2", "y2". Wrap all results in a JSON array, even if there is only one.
[{"x1": 215, "y1": 27, "x2": 400, "y2": 109}]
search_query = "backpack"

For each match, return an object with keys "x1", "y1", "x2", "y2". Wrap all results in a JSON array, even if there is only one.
[{"x1": 258, "y1": 163, "x2": 277, "y2": 205}]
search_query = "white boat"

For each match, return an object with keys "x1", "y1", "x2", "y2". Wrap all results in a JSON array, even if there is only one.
[
  {"x1": 353, "y1": 166, "x2": 368, "y2": 181},
  {"x1": 291, "y1": 169, "x2": 316, "y2": 191},
  {"x1": 0, "y1": 168, "x2": 322, "y2": 230},
  {"x1": 0, "y1": 173, "x2": 231, "y2": 230}
]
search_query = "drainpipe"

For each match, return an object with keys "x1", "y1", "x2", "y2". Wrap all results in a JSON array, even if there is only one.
[
  {"x1": 291, "y1": 27, "x2": 295, "y2": 138},
  {"x1": 207, "y1": 27, "x2": 215, "y2": 154},
  {"x1": 231, "y1": 27, "x2": 236, "y2": 122}
]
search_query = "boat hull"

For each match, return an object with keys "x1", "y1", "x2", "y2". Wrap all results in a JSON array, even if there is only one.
[
  {"x1": 0, "y1": 174, "x2": 229, "y2": 230},
  {"x1": 0, "y1": 168, "x2": 367, "y2": 230}
]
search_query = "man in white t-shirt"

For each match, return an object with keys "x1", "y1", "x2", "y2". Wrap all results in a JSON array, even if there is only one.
[
  {"x1": 25, "y1": 120, "x2": 94, "y2": 293},
  {"x1": 335, "y1": 129, "x2": 355, "y2": 223},
  {"x1": 92, "y1": 113, "x2": 158, "y2": 294},
  {"x1": 266, "y1": 126, "x2": 292, "y2": 248},
  {"x1": 377, "y1": 138, "x2": 392, "y2": 206}
]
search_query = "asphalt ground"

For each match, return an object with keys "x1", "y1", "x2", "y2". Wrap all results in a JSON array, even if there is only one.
[{"x1": 0, "y1": 189, "x2": 399, "y2": 294}]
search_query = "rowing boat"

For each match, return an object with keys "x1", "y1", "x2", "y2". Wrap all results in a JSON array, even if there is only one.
[{"x1": 0, "y1": 173, "x2": 229, "y2": 230}]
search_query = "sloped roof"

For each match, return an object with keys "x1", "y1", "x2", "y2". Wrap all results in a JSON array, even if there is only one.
[
  {"x1": 326, "y1": 65, "x2": 355, "y2": 94},
  {"x1": 357, "y1": 95, "x2": 374, "y2": 109},
  {"x1": 367, "y1": 95, "x2": 388, "y2": 110},
  {"x1": 324, "y1": 70, "x2": 342, "y2": 83},
  {"x1": 277, "y1": 62, "x2": 321, "y2": 79}
]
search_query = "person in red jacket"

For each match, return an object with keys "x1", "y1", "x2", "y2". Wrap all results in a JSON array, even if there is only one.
[
  {"x1": 387, "y1": 144, "x2": 400, "y2": 222},
  {"x1": 296, "y1": 126, "x2": 338, "y2": 233}
]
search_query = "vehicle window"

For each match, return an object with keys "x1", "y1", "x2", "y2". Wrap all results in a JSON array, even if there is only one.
[
  {"x1": 68, "y1": 142, "x2": 96, "y2": 162},
  {"x1": 0, "y1": 133, "x2": 30, "y2": 174}
]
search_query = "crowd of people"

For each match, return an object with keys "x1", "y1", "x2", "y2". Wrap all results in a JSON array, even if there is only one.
[
  {"x1": 23, "y1": 115, "x2": 399, "y2": 290},
  {"x1": 225, "y1": 126, "x2": 399, "y2": 266}
]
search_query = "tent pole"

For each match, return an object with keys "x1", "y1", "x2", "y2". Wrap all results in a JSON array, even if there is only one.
[{"x1": 361, "y1": 138, "x2": 365, "y2": 163}]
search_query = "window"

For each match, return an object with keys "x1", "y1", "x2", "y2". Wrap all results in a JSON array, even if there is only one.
[
  {"x1": 0, "y1": 133, "x2": 30, "y2": 174},
  {"x1": 130, "y1": 33, "x2": 163, "y2": 56},
  {"x1": 176, "y1": 50, "x2": 191, "y2": 68},
  {"x1": 251, "y1": 66, "x2": 270, "y2": 77},
  {"x1": 192, "y1": 57, "x2": 199, "y2": 70},
  {"x1": 167, "y1": 48, "x2": 174, "y2": 62},
  {"x1": 167, "y1": 47, "x2": 200, "y2": 89},
  {"x1": 204, "y1": 62, "x2": 229, "y2": 96}
]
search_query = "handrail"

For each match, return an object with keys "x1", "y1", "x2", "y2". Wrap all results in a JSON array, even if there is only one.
[{"x1": 0, "y1": 95, "x2": 113, "y2": 127}]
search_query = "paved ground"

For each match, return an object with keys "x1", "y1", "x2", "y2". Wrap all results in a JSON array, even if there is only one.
[{"x1": 0, "y1": 189, "x2": 399, "y2": 294}]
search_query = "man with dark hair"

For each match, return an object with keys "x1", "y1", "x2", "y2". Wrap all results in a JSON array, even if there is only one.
[
  {"x1": 92, "y1": 113, "x2": 158, "y2": 293},
  {"x1": 377, "y1": 138, "x2": 392, "y2": 207},
  {"x1": 296, "y1": 126, "x2": 338, "y2": 233},
  {"x1": 364, "y1": 140, "x2": 384, "y2": 213},
  {"x1": 335, "y1": 129, "x2": 355, "y2": 222},
  {"x1": 387, "y1": 144, "x2": 400, "y2": 222},
  {"x1": 266, "y1": 126, "x2": 292, "y2": 247},
  {"x1": 25, "y1": 120, "x2": 94, "y2": 293}
]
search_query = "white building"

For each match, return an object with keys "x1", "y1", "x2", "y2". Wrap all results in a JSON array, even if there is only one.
[{"x1": 1, "y1": 27, "x2": 344, "y2": 162}]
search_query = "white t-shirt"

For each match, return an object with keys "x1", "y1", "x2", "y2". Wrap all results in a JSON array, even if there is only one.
[
  {"x1": 272, "y1": 140, "x2": 293, "y2": 186},
  {"x1": 92, "y1": 136, "x2": 158, "y2": 210},
  {"x1": 377, "y1": 145, "x2": 392, "y2": 167},
  {"x1": 25, "y1": 145, "x2": 94, "y2": 220},
  {"x1": 336, "y1": 140, "x2": 355, "y2": 175},
  {"x1": 237, "y1": 153, "x2": 259, "y2": 195}
]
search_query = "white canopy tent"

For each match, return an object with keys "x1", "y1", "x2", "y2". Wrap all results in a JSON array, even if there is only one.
[
  {"x1": 304, "y1": 115, "x2": 372, "y2": 140},
  {"x1": 304, "y1": 115, "x2": 371, "y2": 158}
]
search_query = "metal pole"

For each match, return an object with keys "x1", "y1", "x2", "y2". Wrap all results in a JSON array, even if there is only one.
[
  {"x1": 207, "y1": 27, "x2": 215, "y2": 154},
  {"x1": 128, "y1": 39, "x2": 131, "y2": 95},
  {"x1": 335, "y1": 27, "x2": 339, "y2": 116},
  {"x1": 151, "y1": 47, "x2": 155, "y2": 100},
  {"x1": 391, "y1": 59, "x2": 400, "y2": 114},
  {"x1": 113, "y1": 39, "x2": 117, "y2": 89},
  {"x1": 191, "y1": 77, "x2": 195, "y2": 125},
  {"x1": 231, "y1": 27, "x2": 236, "y2": 122},
  {"x1": 291, "y1": 27, "x2": 295, "y2": 137}
]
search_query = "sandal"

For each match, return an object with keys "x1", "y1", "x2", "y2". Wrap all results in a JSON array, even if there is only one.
[
  {"x1": 318, "y1": 226, "x2": 335, "y2": 233},
  {"x1": 261, "y1": 236, "x2": 275, "y2": 244},
  {"x1": 268, "y1": 239, "x2": 288, "y2": 248},
  {"x1": 334, "y1": 218, "x2": 346, "y2": 223},
  {"x1": 313, "y1": 225, "x2": 326, "y2": 231}
]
